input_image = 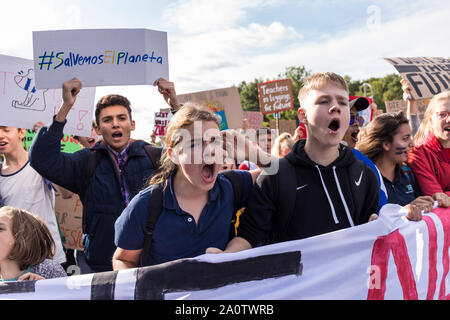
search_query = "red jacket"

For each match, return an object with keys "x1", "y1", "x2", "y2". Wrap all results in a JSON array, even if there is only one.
[{"x1": 408, "y1": 133, "x2": 450, "y2": 196}]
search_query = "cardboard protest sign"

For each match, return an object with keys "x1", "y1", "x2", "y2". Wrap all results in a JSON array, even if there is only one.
[
  {"x1": 177, "y1": 87, "x2": 243, "y2": 130},
  {"x1": 54, "y1": 192, "x2": 84, "y2": 251},
  {"x1": 0, "y1": 54, "x2": 96, "y2": 137},
  {"x1": 258, "y1": 79, "x2": 294, "y2": 115},
  {"x1": 33, "y1": 28, "x2": 169, "y2": 89},
  {"x1": 22, "y1": 129, "x2": 82, "y2": 153},
  {"x1": 385, "y1": 99, "x2": 430, "y2": 121},
  {"x1": 269, "y1": 119, "x2": 297, "y2": 136},
  {"x1": 384, "y1": 57, "x2": 450, "y2": 99},
  {"x1": 153, "y1": 111, "x2": 172, "y2": 137},
  {"x1": 243, "y1": 111, "x2": 263, "y2": 130}
]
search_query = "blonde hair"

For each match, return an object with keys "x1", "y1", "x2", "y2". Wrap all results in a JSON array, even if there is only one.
[
  {"x1": 148, "y1": 103, "x2": 220, "y2": 189},
  {"x1": 271, "y1": 132, "x2": 294, "y2": 157},
  {"x1": 298, "y1": 72, "x2": 349, "y2": 107},
  {"x1": 0, "y1": 206, "x2": 55, "y2": 271},
  {"x1": 414, "y1": 90, "x2": 450, "y2": 145}
]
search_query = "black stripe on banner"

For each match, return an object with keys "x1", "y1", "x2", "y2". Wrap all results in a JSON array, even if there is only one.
[
  {"x1": 134, "y1": 250, "x2": 302, "y2": 300},
  {"x1": 393, "y1": 65, "x2": 421, "y2": 73},
  {"x1": 0, "y1": 280, "x2": 36, "y2": 295},
  {"x1": 90, "y1": 271, "x2": 119, "y2": 300}
]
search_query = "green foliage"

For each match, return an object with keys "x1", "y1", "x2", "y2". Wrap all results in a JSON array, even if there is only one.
[
  {"x1": 237, "y1": 67, "x2": 403, "y2": 126},
  {"x1": 346, "y1": 73, "x2": 403, "y2": 112}
]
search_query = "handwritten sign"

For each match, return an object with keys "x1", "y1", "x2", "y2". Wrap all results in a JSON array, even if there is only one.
[
  {"x1": 33, "y1": 28, "x2": 169, "y2": 89},
  {"x1": 243, "y1": 111, "x2": 263, "y2": 130},
  {"x1": 258, "y1": 79, "x2": 294, "y2": 115},
  {"x1": 384, "y1": 57, "x2": 450, "y2": 99},
  {"x1": 153, "y1": 111, "x2": 172, "y2": 137},
  {"x1": 0, "y1": 54, "x2": 95, "y2": 137},
  {"x1": 22, "y1": 129, "x2": 82, "y2": 153},
  {"x1": 385, "y1": 99, "x2": 430, "y2": 121},
  {"x1": 177, "y1": 87, "x2": 242, "y2": 130},
  {"x1": 2, "y1": 205, "x2": 449, "y2": 300},
  {"x1": 54, "y1": 192, "x2": 84, "y2": 251}
]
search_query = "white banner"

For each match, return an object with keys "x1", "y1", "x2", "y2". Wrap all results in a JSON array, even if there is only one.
[
  {"x1": 0, "y1": 205, "x2": 449, "y2": 300},
  {"x1": 32, "y1": 29, "x2": 169, "y2": 89},
  {"x1": 0, "y1": 54, "x2": 96, "y2": 137}
]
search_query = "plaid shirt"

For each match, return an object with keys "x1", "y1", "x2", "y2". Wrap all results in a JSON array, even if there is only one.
[{"x1": 108, "y1": 143, "x2": 131, "y2": 206}]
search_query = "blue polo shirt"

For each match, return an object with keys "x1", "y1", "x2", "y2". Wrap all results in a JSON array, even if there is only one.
[
  {"x1": 383, "y1": 165, "x2": 421, "y2": 207},
  {"x1": 114, "y1": 170, "x2": 253, "y2": 266}
]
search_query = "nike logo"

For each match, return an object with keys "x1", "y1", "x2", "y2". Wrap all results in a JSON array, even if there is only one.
[
  {"x1": 355, "y1": 171, "x2": 363, "y2": 186},
  {"x1": 296, "y1": 184, "x2": 308, "y2": 191}
]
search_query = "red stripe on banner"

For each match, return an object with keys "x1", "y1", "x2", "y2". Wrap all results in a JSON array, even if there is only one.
[
  {"x1": 368, "y1": 230, "x2": 418, "y2": 300},
  {"x1": 433, "y1": 209, "x2": 450, "y2": 300},
  {"x1": 423, "y1": 216, "x2": 438, "y2": 300}
]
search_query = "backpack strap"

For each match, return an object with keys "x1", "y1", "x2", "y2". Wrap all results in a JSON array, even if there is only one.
[
  {"x1": 276, "y1": 159, "x2": 298, "y2": 241},
  {"x1": 143, "y1": 145, "x2": 162, "y2": 171},
  {"x1": 82, "y1": 150, "x2": 102, "y2": 233},
  {"x1": 140, "y1": 183, "x2": 164, "y2": 267},
  {"x1": 220, "y1": 170, "x2": 244, "y2": 240},
  {"x1": 221, "y1": 170, "x2": 244, "y2": 214}
]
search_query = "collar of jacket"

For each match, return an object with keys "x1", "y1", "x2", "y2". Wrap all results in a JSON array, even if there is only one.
[{"x1": 423, "y1": 133, "x2": 450, "y2": 163}]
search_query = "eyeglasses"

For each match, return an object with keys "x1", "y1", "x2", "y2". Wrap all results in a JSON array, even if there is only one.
[
  {"x1": 350, "y1": 113, "x2": 364, "y2": 126},
  {"x1": 436, "y1": 111, "x2": 449, "y2": 120}
]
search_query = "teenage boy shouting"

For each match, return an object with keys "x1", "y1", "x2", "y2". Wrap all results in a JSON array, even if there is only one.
[
  {"x1": 212, "y1": 72, "x2": 379, "y2": 253},
  {"x1": 29, "y1": 77, "x2": 180, "y2": 273}
]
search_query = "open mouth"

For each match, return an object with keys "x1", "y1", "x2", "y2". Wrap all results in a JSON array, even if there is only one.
[
  {"x1": 112, "y1": 132, "x2": 123, "y2": 139},
  {"x1": 350, "y1": 130, "x2": 359, "y2": 142},
  {"x1": 201, "y1": 164, "x2": 216, "y2": 184},
  {"x1": 0, "y1": 142, "x2": 6, "y2": 146},
  {"x1": 328, "y1": 119, "x2": 340, "y2": 133},
  {"x1": 444, "y1": 127, "x2": 450, "y2": 132},
  {"x1": 87, "y1": 138, "x2": 96, "y2": 146}
]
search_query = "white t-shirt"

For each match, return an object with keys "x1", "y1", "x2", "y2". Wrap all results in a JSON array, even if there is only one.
[{"x1": 0, "y1": 161, "x2": 66, "y2": 264}]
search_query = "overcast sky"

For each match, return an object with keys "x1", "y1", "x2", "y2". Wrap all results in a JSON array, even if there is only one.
[{"x1": 2, "y1": 0, "x2": 449, "y2": 141}]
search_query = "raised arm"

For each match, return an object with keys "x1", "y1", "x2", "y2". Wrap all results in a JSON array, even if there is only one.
[
  {"x1": 29, "y1": 78, "x2": 89, "y2": 194},
  {"x1": 153, "y1": 78, "x2": 182, "y2": 113}
]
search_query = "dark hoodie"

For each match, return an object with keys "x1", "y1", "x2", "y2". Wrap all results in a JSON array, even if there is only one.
[{"x1": 237, "y1": 139, "x2": 379, "y2": 247}]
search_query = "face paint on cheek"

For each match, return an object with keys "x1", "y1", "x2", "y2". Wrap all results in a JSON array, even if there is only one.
[{"x1": 394, "y1": 142, "x2": 407, "y2": 155}]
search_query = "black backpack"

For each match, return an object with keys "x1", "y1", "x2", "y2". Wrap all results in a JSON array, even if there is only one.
[{"x1": 140, "y1": 169, "x2": 244, "y2": 266}]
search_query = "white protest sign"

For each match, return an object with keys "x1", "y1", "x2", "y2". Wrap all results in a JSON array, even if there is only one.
[
  {"x1": 1, "y1": 205, "x2": 449, "y2": 300},
  {"x1": 33, "y1": 28, "x2": 169, "y2": 89},
  {"x1": 0, "y1": 54, "x2": 95, "y2": 136},
  {"x1": 153, "y1": 111, "x2": 172, "y2": 137}
]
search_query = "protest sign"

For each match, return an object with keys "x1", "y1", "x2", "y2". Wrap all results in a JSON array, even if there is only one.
[
  {"x1": 258, "y1": 79, "x2": 294, "y2": 115},
  {"x1": 2, "y1": 204, "x2": 448, "y2": 300},
  {"x1": 385, "y1": 98, "x2": 429, "y2": 121},
  {"x1": 22, "y1": 129, "x2": 82, "y2": 153},
  {"x1": 33, "y1": 28, "x2": 168, "y2": 89},
  {"x1": 54, "y1": 192, "x2": 83, "y2": 251},
  {"x1": 243, "y1": 111, "x2": 263, "y2": 130},
  {"x1": 153, "y1": 111, "x2": 172, "y2": 137},
  {"x1": 0, "y1": 54, "x2": 96, "y2": 137},
  {"x1": 384, "y1": 57, "x2": 450, "y2": 99},
  {"x1": 269, "y1": 119, "x2": 297, "y2": 136},
  {"x1": 177, "y1": 87, "x2": 243, "y2": 130}
]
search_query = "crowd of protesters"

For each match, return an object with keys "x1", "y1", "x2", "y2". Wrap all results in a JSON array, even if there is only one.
[{"x1": 0, "y1": 71, "x2": 449, "y2": 283}]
